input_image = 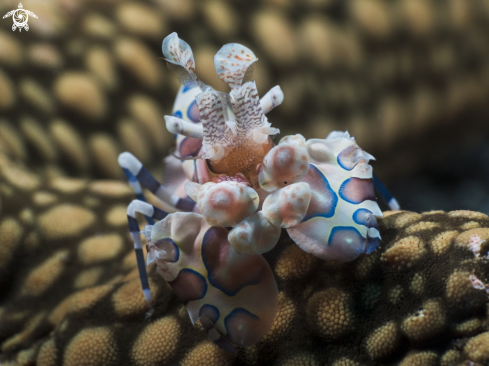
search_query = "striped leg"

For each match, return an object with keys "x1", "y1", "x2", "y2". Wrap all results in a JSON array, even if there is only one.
[
  {"x1": 373, "y1": 173, "x2": 400, "y2": 211},
  {"x1": 121, "y1": 167, "x2": 155, "y2": 225},
  {"x1": 118, "y1": 152, "x2": 196, "y2": 212},
  {"x1": 127, "y1": 200, "x2": 168, "y2": 316}
]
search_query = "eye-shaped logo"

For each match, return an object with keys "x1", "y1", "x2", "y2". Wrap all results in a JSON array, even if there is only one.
[{"x1": 2, "y1": 3, "x2": 38, "y2": 32}]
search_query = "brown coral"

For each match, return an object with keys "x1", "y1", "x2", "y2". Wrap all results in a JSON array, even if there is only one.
[
  {"x1": 401, "y1": 299, "x2": 445, "y2": 342},
  {"x1": 455, "y1": 228, "x2": 489, "y2": 256},
  {"x1": 0, "y1": 218, "x2": 22, "y2": 272},
  {"x1": 1, "y1": 156, "x2": 489, "y2": 365},
  {"x1": 392, "y1": 212, "x2": 422, "y2": 228},
  {"x1": 180, "y1": 341, "x2": 235, "y2": 366},
  {"x1": 365, "y1": 321, "x2": 400, "y2": 360},
  {"x1": 0, "y1": 0, "x2": 486, "y2": 190},
  {"x1": 452, "y1": 318, "x2": 484, "y2": 337},
  {"x1": 440, "y1": 349, "x2": 463, "y2": 366},
  {"x1": 63, "y1": 327, "x2": 118, "y2": 366},
  {"x1": 112, "y1": 278, "x2": 156, "y2": 317},
  {"x1": 275, "y1": 243, "x2": 317, "y2": 280},
  {"x1": 445, "y1": 270, "x2": 474, "y2": 302},
  {"x1": 381, "y1": 236, "x2": 426, "y2": 269},
  {"x1": 429, "y1": 230, "x2": 458, "y2": 255},
  {"x1": 279, "y1": 353, "x2": 318, "y2": 366},
  {"x1": 38, "y1": 204, "x2": 95, "y2": 239},
  {"x1": 22, "y1": 250, "x2": 69, "y2": 297},
  {"x1": 464, "y1": 331, "x2": 489, "y2": 363},
  {"x1": 131, "y1": 317, "x2": 181, "y2": 366},
  {"x1": 262, "y1": 291, "x2": 296, "y2": 342},
  {"x1": 306, "y1": 288, "x2": 352, "y2": 340},
  {"x1": 448, "y1": 210, "x2": 489, "y2": 220},
  {"x1": 78, "y1": 233, "x2": 124, "y2": 264},
  {"x1": 398, "y1": 351, "x2": 438, "y2": 366},
  {"x1": 405, "y1": 221, "x2": 439, "y2": 234},
  {"x1": 37, "y1": 339, "x2": 57, "y2": 366},
  {"x1": 332, "y1": 358, "x2": 361, "y2": 366},
  {"x1": 409, "y1": 273, "x2": 425, "y2": 295}
]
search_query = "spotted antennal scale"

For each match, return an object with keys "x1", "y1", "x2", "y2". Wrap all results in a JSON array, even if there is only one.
[
  {"x1": 214, "y1": 43, "x2": 257, "y2": 90},
  {"x1": 162, "y1": 32, "x2": 206, "y2": 91}
]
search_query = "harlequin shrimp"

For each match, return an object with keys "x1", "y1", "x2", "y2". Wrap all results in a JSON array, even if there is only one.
[{"x1": 118, "y1": 32, "x2": 399, "y2": 352}]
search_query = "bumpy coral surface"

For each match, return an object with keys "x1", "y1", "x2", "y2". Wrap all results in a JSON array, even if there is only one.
[
  {"x1": 1, "y1": 0, "x2": 489, "y2": 187},
  {"x1": 1, "y1": 153, "x2": 489, "y2": 365}
]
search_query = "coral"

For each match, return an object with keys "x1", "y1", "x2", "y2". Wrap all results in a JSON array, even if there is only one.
[
  {"x1": 306, "y1": 288, "x2": 353, "y2": 340},
  {"x1": 464, "y1": 331, "x2": 489, "y2": 363},
  {"x1": 37, "y1": 339, "x2": 57, "y2": 366},
  {"x1": 131, "y1": 317, "x2": 181, "y2": 366},
  {"x1": 1, "y1": 156, "x2": 489, "y2": 365},
  {"x1": 401, "y1": 299, "x2": 445, "y2": 342},
  {"x1": 405, "y1": 221, "x2": 439, "y2": 234},
  {"x1": 0, "y1": 218, "x2": 22, "y2": 274},
  {"x1": 456, "y1": 228, "x2": 489, "y2": 257},
  {"x1": 332, "y1": 359, "x2": 360, "y2": 366},
  {"x1": 77, "y1": 234, "x2": 123, "y2": 264},
  {"x1": 409, "y1": 273, "x2": 425, "y2": 295},
  {"x1": 398, "y1": 351, "x2": 438, "y2": 366},
  {"x1": 365, "y1": 321, "x2": 399, "y2": 360},
  {"x1": 390, "y1": 212, "x2": 422, "y2": 228},
  {"x1": 278, "y1": 353, "x2": 318, "y2": 366},
  {"x1": 452, "y1": 318, "x2": 484, "y2": 337},
  {"x1": 381, "y1": 235, "x2": 426, "y2": 269},
  {"x1": 1, "y1": 0, "x2": 489, "y2": 186},
  {"x1": 446, "y1": 270, "x2": 474, "y2": 303},
  {"x1": 440, "y1": 349, "x2": 463, "y2": 366},
  {"x1": 63, "y1": 327, "x2": 118, "y2": 366},
  {"x1": 21, "y1": 250, "x2": 70, "y2": 297},
  {"x1": 38, "y1": 204, "x2": 95, "y2": 239},
  {"x1": 429, "y1": 230, "x2": 458, "y2": 256},
  {"x1": 274, "y1": 242, "x2": 317, "y2": 281},
  {"x1": 180, "y1": 341, "x2": 235, "y2": 366},
  {"x1": 262, "y1": 292, "x2": 296, "y2": 342}
]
